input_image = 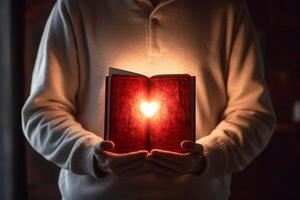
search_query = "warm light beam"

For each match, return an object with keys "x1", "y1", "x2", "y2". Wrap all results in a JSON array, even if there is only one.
[{"x1": 140, "y1": 101, "x2": 159, "y2": 118}]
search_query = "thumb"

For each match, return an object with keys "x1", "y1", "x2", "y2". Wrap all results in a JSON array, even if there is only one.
[
  {"x1": 181, "y1": 140, "x2": 203, "y2": 154},
  {"x1": 94, "y1": 140, "x2": 114, "y2": 154}
]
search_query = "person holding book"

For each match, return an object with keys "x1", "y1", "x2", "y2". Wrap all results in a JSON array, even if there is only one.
[{"x1": 22, "y1": 0, "x2": 276, "y2": 199}]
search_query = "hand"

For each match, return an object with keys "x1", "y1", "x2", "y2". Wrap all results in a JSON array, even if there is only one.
[
  {"x1": 93, "y1": 140, "x2": 148, "y2": 177},
  {"x1": 146, "y1": 140, "x2": 205, "y2": 177}
]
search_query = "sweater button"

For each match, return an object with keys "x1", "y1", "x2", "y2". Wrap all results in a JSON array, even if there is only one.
[{"x1": 152, "y1": 18, "x2": 159, "y2": 24}]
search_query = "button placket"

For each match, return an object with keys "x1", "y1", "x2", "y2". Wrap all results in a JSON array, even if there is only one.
[
  {"x1": 152, "y1": 18, "x2": 159, "y2": 24},
  {"x1": 146, "y1": 0, "x2": 174, "y2": 60},
  {"x1": 148, "y1": 16, "x2": 160, "y2": 59}
]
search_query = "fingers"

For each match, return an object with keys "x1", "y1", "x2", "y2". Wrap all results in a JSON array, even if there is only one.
[
  {"x1": 150, "y1": 149, "x2": 189, "y2": 165},
  {"x1": 94, "y1": 149, "x2": 148, "y2": 177},
  {"x1": 147, "y1": 154, "x2": 184, "y2": 173},
  {"x1": 94, "y1": 140, "x2": 114, "y2": 154},
  {"x1": 181, "y1": 140, "x2": 203, "y2": 154},
  {"x1": 106, "y1": 150, "x2": 148, "y2": 159},
  {"x1": 147, "y1": 148, "x2": 206, "y2": 176},
  {"x1": 106, "y1": 150, "x2": 147, "y2": 162},
  {"x1": 100, "y1": 150, "x2": 148, "y2": 169},
  {"x1": 147, "y1": 149, "x2": 189, "y2": 176}
]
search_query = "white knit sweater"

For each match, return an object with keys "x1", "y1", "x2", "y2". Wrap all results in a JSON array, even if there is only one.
[{"x1": 22, "y1": 0, "x2": 276, "y2": 199}]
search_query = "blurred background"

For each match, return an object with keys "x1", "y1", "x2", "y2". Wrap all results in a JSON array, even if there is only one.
[{"x1": 0, "y1": 0, "x2": 299, "y2": 199}]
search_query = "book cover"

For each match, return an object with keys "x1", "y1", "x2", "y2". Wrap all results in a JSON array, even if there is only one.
[{"x1": 105, "y1": 68, "x2": 195, "y2": 153}]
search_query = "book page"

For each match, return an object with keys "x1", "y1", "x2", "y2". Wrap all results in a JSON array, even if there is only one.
[
  {"x1": 148, "y1": 75, "x2": 195, "y2": 152},
  {"x1": 106, "y1": 75, "x2": 150, "y2": 152},
  {"x1": 109, "y1": 67, "x2": 144, "y2": 76}
]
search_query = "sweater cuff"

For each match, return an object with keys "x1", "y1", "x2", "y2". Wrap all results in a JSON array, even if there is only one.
[
  {"x1": 85, "y1": 135, "x2": 110, "y2": 179},
  {"x1": 89, "y1": 148, "x2": 111, "y2": 179},
  {"x1": 70, "y1": 133, "x2": 106, "y2": 179},
  {"x1": 196, "y1": 131, "x2": 229, "y2": 178}
]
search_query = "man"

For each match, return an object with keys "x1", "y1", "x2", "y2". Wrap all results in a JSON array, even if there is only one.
[{"x1": 22, "y1": 0, "x2": 276, "y2": 199}]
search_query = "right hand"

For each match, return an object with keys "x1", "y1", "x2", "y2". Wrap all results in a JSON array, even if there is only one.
[{"x1": 93, "y1": 140, "x2": 148, "y2": 177}]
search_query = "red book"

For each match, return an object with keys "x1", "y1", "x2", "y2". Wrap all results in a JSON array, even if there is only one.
[{"x1": 105, "y1": 68, "x2": 195, "y2": 153}]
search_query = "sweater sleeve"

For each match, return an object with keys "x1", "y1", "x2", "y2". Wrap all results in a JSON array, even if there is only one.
[
  {"x1": 21, "y1": 0, "x2": 103, "y2": 178},
  {"x1": 196, "y1": 1, "x2": 276, "y2": 177}
]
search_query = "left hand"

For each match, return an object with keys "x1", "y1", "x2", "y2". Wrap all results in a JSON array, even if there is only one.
[{"x1": 146, "y1": 140, "x2": 205, "y2": 177}]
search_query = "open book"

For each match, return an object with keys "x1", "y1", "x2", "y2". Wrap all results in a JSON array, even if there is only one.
[{"x1": 105, "y1": 68, "x2": 195, "y2": 153}]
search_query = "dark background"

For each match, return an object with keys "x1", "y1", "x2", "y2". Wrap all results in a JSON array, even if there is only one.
[{"x1": 0, "y1": 0, "x2": 300, "y2": 199}]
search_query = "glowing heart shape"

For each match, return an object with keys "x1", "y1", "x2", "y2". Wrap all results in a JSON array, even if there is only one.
[{"x1": 140, "y1": 101, "x2": 160, "y2": 118}]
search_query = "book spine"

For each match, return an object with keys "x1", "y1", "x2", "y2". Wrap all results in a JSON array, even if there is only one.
[{"x1": 146, "y1": 79, "x2": 151, "y2": 151}]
